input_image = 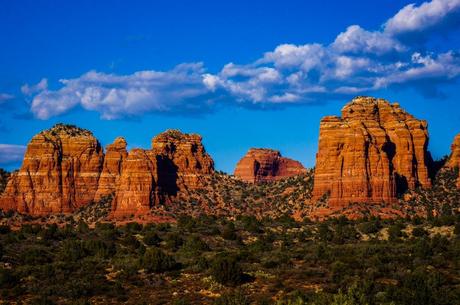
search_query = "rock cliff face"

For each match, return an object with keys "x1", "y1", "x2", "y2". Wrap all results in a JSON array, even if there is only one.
[
  {"x1": 94, "y1": 137, "x2": 128, "y2": 201},
  {"x1": 312, "y1": 97, "x2": 432, "y2": 207},
  {"x1": 0, "y1": 126, "x2": 214, "y2": 216},
  {"x1": 446, "y1": 133, "x2": 460, "y2": 188},
  {"x1": 0, "y1": 124, "x2": 104, "y2": 215},
  {"x1": 111, "y1": 130, "x2": 215, "y2": 217},
  {"x1": 234, "y1": 148, "x2": 306, "y2": 183}
]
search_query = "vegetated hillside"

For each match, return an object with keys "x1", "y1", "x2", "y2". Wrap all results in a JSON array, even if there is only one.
[
  {"x1": 0, "y1": 214, "x2": 459, "y2": 304},
  {"x1": 169, "y1": 170, "x2": 314, "y2": 219},
  {"x1": 402, "y1": 167, "x2": 460, "y2": 214},
  {"x1": 0, "y1": 169, "x2": 9, "y2": 194}
]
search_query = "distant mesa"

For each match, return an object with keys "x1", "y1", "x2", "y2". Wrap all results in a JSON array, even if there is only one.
[
  {"x1": 312, "y1": 96, "x2": 433, "y2": 207},
  {"x1": 234, "y1": 148, "x2": 306, "y2": 183},
  {"x1": 0, "y1": 125, "x2": 214, "y2": 217}
]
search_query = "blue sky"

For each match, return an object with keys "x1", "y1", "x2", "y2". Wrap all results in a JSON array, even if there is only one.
[{"x1": 0, "y1": 0, "x2": 459, "y2": 173}]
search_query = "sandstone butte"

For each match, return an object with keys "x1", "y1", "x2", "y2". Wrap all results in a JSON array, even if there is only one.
[
  {"x1": 234, "y1": 148, "x2": 306, "y2": 183},
  {"x1": 0, "y1": 125, "x2": 214, "y2": 216},
  {"x1": 445, "y1": 133, "x2": 460, "y2": 189},
  {"x1": 312, "y1": 96, "x2": 433, "y2": 207}
]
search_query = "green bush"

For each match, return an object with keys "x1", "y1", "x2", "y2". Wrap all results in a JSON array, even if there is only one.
[
  {"x1": 140, "y1": 248, "x2": 178, "y2": 273},
  {"x1": 214, "y1": 289, "x2": 250, "y2": 305},
  {"x1": 221, "y1": 222, "x2": 238, "y2": 240},
  {"x1": 210, "y1": 253, "x2": 245, "y2": 286},
  {"x1": 165, "y1": 232, "x2": 184, "y2": 250},
  {"x1": 143, "y1": 231, "x2": 161, "y2": 246}
]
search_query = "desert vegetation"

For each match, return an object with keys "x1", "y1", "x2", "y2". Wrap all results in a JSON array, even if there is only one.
[{"x1": 0, "y1": 213, "x2": 459, "y2": 304}]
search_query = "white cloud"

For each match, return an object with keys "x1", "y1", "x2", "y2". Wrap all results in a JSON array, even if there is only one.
[
  {"x1": 262, "y1": 43, "x2": 326, "y2": 72},
  {"x1": 332, "y1": 25, "x2": 405, "y2": 55},
  {"x1": 0, "y1": 144, "x2": 26, "y2": 164},
  {"x1": 25, "y1": 0, "x2": 460, "y2": 119},
  {"x1": 29, "y1": 63, "x2": 213, "y2": 119},
  {"x1": 374, "y1": 51, "x2": 460, "y2": 88},
  {"x1": 0, "y1": 93, "x2": 14, "y2": 102},
  {"x1": 384, "y1": 0, "x2": 460, "y2": 35},
  {"x1": 21, "y1": 78, "x2": 48, "y2": 95}
]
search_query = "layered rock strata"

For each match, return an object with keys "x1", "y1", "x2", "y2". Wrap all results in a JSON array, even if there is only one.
[
  {"x1": 312, "y1": 97, "x2": 432, "y2": 207},
  {"x1": 0, "y1": 126, "x2": 214, "y2": 216},
  {"x1": 445, "y1": 133, "x2": 460, "y2": 188},
  {"x1": 112, "y1": 130, "x2": 214, "y2": 216},
  {"x1": 0, "y1": 124, "x2": 104, "y2": 214},
  {"x1": 234, "y1": 148, "x2": 306, "y2": 183}
]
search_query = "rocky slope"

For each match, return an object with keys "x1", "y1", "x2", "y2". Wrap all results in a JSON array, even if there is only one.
[
  {"x1": 234, "y1": 148, "x2": 306, "y2": 183},
  {"x1": 445, "y1": 133, "x2": 460, "y2": 188},
  {"x1": 312, "y1": 97, "x2": 432, "y2": 207}
]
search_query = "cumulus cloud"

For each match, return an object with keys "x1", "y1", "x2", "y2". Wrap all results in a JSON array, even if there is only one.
[
  {"x1": 30, "y1": 63, "x2": 214, "y2": 119},
  {"x1": 332, "y1": 25, "x2": 405, "y2": 55},
  {"x1": 21, "y1": 78, "x2": 48, "y2": 96},
  {"x1": 384, "y1": 0, "x2": 460, "y2": 36},
  {"x1": 0, "y1": 144, "x2": 26, "y2": 164},
  {"x1": 25, "y1": 0, "x2": 460, "y2": 119}
]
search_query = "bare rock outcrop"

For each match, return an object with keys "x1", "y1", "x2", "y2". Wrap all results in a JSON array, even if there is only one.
[
  {"x1": 0, "y1": 124, "x2": 104, "y2": 215},
  {"x1": 0, "y1": 126, "x2": 215, "y2": 217},
  {"x1": 312, "y1": 97, "x2": 432, "y2": 207},
  {"x1": 111, "y1": 130, "x2": 214, "y2": 217},
  {"x1": 234, "y1": 148, "x2": 306, "y2": 183},
  {"x1": 94, "y1": 137, "x2": 128, "y2": 200},
  {"x1": 446, "y1": 133, "x2": 460, "y2": 188}
]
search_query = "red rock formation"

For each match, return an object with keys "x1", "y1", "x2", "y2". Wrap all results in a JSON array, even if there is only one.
[
  {"x1": 94, "y1": 137, "x2": 128, "y2": 200},
  {"x1": 152, "y1": 130, "x2": 214, "y2": 191},
  {"x1": 446, "y1": 133, "x2": 460, "y2": 188},
  {"x1": 0, "y1": 124, "x2": 104, "y2": 215},
  {"x1": 111, "y1": 149, "x2": 156, "y2": 217},
  {"x1": 234, "y1": 148, "x2": 306, "y2": 183},
  {"x1": 0, "y1": 126, "x2": 214, "y2": 217},
  {"x1": 111, "y1": 130, "x2": 214, "y2": 217},
  {"x1": 312, "y1": 97, "x2": 432, "y2": 207}
]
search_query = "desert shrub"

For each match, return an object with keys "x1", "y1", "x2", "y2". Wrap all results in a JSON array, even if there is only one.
[
  {"x1": 388, "y1": 223, "x2": 405, "y2": 242},
  {"x1": 177, "y1": 215, "x2": 197, "y2": 231},
  {"x1": 121, "y1": 234, "x2": 141, "y2": 251},
  {"x1": 333, "y1": 224, "x2": 359, "y2": 243},
  {"x1": 83, "y1": 239, "x2": 116, "y2": 258},
  {"x1": 239, "y1": 215, "x2": 263, "y2": 233},
  {"x1": 318, "y1": 223, "x2": 333, "y2": 242},
  {"x1": 140, "y1": 248, "x2": 178, "y2": 273},
  {"x1": 412, "y1": 227, "x2": 428, "y2": 237},
  {"x1": 20, "y1": 224, "x2": 42, "y2": 235},
  {"x1": 0, "y1": 225, "x2": 11, "y2": 234},
  {"x1": 221, "y1": 222, "x2": 238, "y2": 240},
  {"x1": 59, "y1": 240, "x2": 87, "y2": 262},
  {"x1": 413, "y1": 237, "x2": 432, "y2": 258},
  {"x1": 210, "y1": 253, "x2": 244, "y2": 286},
  {"x1": 331, "y1": 261, "x2": 350, "y2": 284},
  {"x1": 143, "y1": 231, "x2": 161, "y2": 246},
  {"x1": 123, "y1": 222, "x2": 142, "y2": 233},
  {"x1": 165, "y1": 232, "x2": 184, "y2": 250},
  {"x1": 20, "y1": 247, "x2": 52, "y2": 265},
  {"x1": 76, "y1": 221, "x2": 90, "y2": 234},
  {"x1": 180, "y1": 235, "x2": 209, "y2": 256},
  {"x1": 39, "y1": 224, "x2": 60, "y2": 241},
  {"x1": 213, "y1": 289, "x2": 250, "y2": 305},
  {"x1": 0, "y1": 267, "x2": 17, "y2": 288},
  {"x1": 358, "y1": 220, "x2": 381, "y2": 234}
]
